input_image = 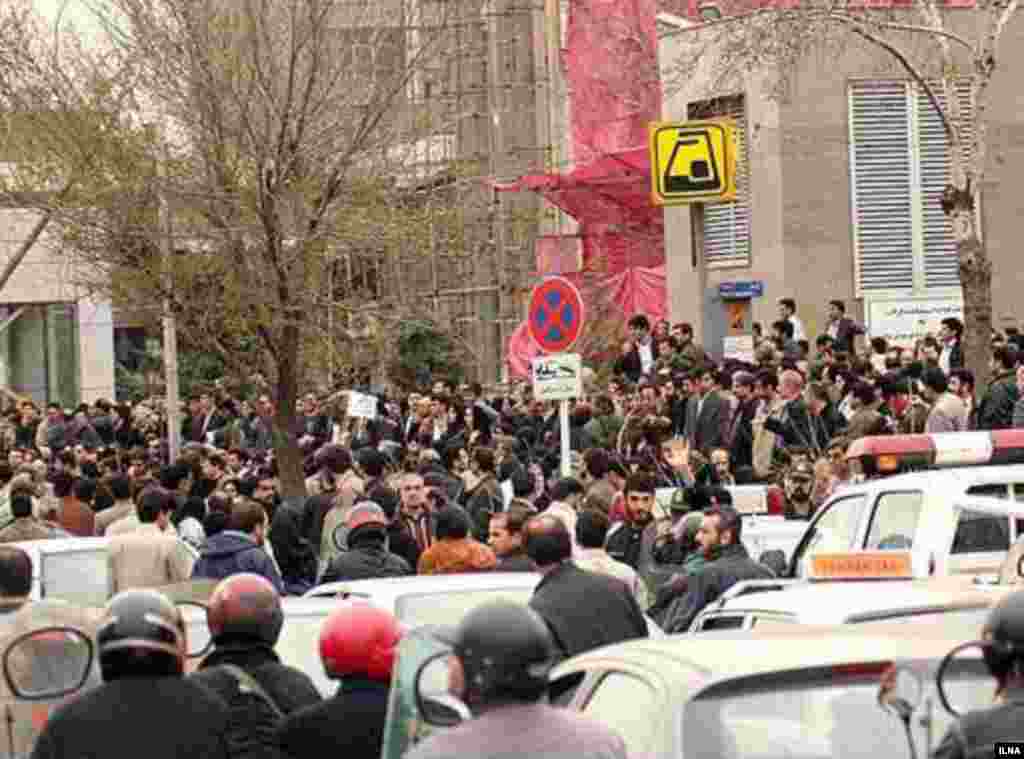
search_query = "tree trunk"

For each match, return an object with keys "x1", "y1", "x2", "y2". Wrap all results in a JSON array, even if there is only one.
[
  {"x1": 946, "y1": 183, "x2": 992, "y2": 392},
  {"x1": 273, "y1": 323, "x2": 308, "y2": 499}
]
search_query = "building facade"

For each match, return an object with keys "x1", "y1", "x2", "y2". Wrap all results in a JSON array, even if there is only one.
[
  {"x1": 658, "y1": 11, "x2": 1024, "y2": 357},
  {"x1": 0, "y1": 209, "x2": 115, "y2": 406}
]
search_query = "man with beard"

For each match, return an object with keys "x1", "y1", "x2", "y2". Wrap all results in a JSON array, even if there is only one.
[
  {"x1": 604, "y1": 473, "x2": 656, "y2": 570},
  {"x1": 660, "y1": 504, "x2": 774, "y2": 633},
  {"x1": 783, "y1": 458, "x2": 817, "y2": 520}
]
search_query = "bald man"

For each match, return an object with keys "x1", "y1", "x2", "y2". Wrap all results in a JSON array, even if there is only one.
[{"x1": 524, "y1": 516, "x2": 648, "y2": 661}]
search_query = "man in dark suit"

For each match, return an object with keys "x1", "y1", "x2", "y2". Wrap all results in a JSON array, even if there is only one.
[
  {"x1": 525, "y1": 515, "x2": 647, "y2": 661},
  {"x1": 615, "y1": 314, "x2": 659, "y2": 384},
  {"x1": 685, "y1": 368, "x2": 730, "y2": 454},
  {"x1": 824, "y1": 300, "x2": 864, "y2": 355}
]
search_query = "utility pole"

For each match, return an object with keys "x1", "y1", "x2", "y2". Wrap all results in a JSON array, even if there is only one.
[{"x1": 157, "y1": 157, "x2": 181, "y2": 461}]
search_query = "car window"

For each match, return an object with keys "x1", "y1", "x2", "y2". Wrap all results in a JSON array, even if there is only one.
[
  {"x1": 582, "y1": 672, "x2": 658, "y2": 754},
  {"x1": 41, "y1": 550, "x2": 110, "y2": 606},
  {"x1": 966, "y1": 483, "x2": 1008, "y2": 499},
  {"x1": 682, "y1": 662, "x2": 991, "y2": 759},
  {"x1": 951, "y1": 509, "x2": 1010, "y2": 554},
  {"x1": 696, "y1": 614, "x2": 747, "y2": 632},
  {"x1": 394, "y1": 588, "x2": 534, "y2": 629},
  {"x1": 793, "y1": 495, "x2": 868, "y2": 578},
  {"x1": 864, "y1": 492, "x2": 923, "y2": 551},
  {"x1": 750, "y1": 615, "x2": 800, "y2": 629}
]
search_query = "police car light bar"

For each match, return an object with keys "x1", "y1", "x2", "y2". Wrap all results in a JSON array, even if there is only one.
[
  {"x1": 808, "y1": 551, "x2": 914, "y2": 581},
  {"x1": 846, "y1": 430, "x2": 1024, "y2": 477}
]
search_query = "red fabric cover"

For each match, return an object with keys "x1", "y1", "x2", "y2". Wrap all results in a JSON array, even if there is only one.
[{"x1": 502, "y1": 0, "x2": 668, "y2": 377}]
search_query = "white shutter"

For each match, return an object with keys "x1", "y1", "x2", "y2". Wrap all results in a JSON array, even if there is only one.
[
  {"x1": 849, "y1": 81, "x2": 916, "y2": 293},
  {"x1": 690, "y1": 96, "x2": 750, "y2": 268},
  {"x1": 918, "y1": 81, "x2": 973, "y2": 290}
]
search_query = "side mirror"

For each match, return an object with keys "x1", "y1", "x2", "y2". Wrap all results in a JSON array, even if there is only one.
[
  {"x1": 3, "y1": 627, "x2": 93, "y2": 700},
  {"x1": 176, "y1": 601, "x2": 213, "y2": 659},
  {"x1": 414, "y1": 652, "x2": 471, "y2": 727},
  {"x1": 936, "y1": 641, "x2": 990, "y2": 718},
  {"x1": 758, "y1": 550, "x2": 788, "y2": 576},
  {"x1": 878, "y1": 665, "x2": 922, "y2": 721}
]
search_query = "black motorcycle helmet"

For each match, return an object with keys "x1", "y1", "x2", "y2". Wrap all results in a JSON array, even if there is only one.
[
  {"x1": 982, "y1": 590, "x2": 1024, "y2": 680},
  {"x1": 97, "y1": 589, "x2": 185, "y2": 680},
  {"x1": 206, "y1": 573, "x2": 284, "y2": 648},
  {"x1": 442, "y1": 600, "x2": 556, "y2": 707}
]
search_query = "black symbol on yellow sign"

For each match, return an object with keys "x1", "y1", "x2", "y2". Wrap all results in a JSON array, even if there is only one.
[
  {"x1": 650, "y1": 120, "x2": 735, "y2": 206},
  {"x1": 663, "y1": 132, "x2": 721, "y2": 195}
]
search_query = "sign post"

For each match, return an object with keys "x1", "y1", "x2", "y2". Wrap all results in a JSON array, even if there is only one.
[{"x1": 528, "y1": 277, "x2": 585, "y2": 478}]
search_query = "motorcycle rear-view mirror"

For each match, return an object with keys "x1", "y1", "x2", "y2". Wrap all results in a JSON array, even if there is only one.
[
  {"x1": 414, "y1": 652, "x2": 471, "y2": 728},
  {"x1": 935, "y1": 641, "x2": 991, "y2": 719},
  {"x1": 3, "y1": 627, "x2": 93, "y2": 700},
  {"x1": 176, "y1": 601, "x2": 213, "y2": 659}
]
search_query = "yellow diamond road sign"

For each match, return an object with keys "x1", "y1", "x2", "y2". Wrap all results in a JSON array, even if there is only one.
[{"x1": 649, "y1": 119, "x2": 737, "y2": 206}]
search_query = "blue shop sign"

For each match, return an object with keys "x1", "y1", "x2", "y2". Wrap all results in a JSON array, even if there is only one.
[{"x1": 719, "y1": 281, "x2": 764, "y2": 299}]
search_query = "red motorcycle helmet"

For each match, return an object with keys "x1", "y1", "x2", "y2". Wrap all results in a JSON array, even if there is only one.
[
  {"x1": 319, "y1": 603, "x2": 402, "y2": 682},
  {"x1": 206, "y1": 573, "x2": 284, "y2": 647}
]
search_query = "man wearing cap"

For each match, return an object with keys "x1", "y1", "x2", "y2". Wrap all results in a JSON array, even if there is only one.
[{"x1": 320, "y1": 502, "x2": 411, "y2": 583}]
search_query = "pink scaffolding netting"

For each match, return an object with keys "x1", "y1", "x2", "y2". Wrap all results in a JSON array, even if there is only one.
[{"x1": 501, "y1": 0, "x2": 667, "y2": 377}]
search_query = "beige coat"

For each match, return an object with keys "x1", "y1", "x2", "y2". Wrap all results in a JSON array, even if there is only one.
[{"x1": 107, "y1": 524, "x2": 194, "y2": 593}]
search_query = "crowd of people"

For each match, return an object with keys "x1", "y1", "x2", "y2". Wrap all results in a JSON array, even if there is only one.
[
  {"x1": 0, "y1": 298, "x2": 1016, "y2": 621},
  {"x1": 4, "y1": 296, "x2": 1023, "y2": 759}
]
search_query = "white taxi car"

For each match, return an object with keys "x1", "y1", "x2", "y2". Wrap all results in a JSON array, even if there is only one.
[{"x1": 689, "y1": 552, "x2": 1010, "y2": 632}]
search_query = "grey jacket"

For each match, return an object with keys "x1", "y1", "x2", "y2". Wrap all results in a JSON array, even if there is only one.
[{"x1": 403, "y1": 702, "x2": 628, "y2": 759}]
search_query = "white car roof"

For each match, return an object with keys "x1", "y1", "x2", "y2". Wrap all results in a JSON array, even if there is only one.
[
  {"x1": 306, "y1": 572, "x2": 541, "y2": 605},
  {"x1": 837, "y1": 464, "x2": 1024, "y2": 495},
  {"x1": 707, "y1": 579, "x2": 1007, "y2": 624}
]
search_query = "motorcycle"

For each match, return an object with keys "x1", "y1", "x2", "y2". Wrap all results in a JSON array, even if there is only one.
[{"x1": 0, "y1": 599, "x2": 212, "y2": 759}]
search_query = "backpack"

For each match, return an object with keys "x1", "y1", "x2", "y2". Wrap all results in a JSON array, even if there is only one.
[{"x1": 218, "y1": 664, "x2": 286, "y2": 759}]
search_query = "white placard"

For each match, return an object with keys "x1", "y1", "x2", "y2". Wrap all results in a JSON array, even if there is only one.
[
  {"x1": 865, "y1": 295, "x2": 963, "y2": 349},
  {"x1": 723, "y1": 334, "x2": 755, "y2": 364},
  {"x1": 347, "y1": 391, "x2": 378, "y2": 420},
  {"x1": 531, "y1": 353, "x2": 582, "y2": 401}
]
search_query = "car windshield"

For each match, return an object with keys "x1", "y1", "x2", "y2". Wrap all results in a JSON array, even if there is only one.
[
  {"x1": 394, "y1": 588, "x2": 534, "y2": 628},
  {"x1": 41, "y1": 550, "x2": 110, "y2": 606},
  {"x1": 682, "y1": 662, "x2": 992, "y2": 759}
]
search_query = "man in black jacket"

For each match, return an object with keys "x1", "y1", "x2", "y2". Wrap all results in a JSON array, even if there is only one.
[
  {"x1": 268, "y1": 496, "x2": 319, "y2": 596},
  {"x1": 319, "y1": 502, "x2": 411, "y2": 583},
  {"x1": 277, "y1": 605, "x2": 401, "y2": 759},
  {"x1": 525, "y1": 515, "x2": 647, "y2": 660},
  {"x1": 190, "y1": 574, "x2": 321, "y2": 715},
  {"x1": 660, "y1": 504, "x2": 774, "y2": 633}
]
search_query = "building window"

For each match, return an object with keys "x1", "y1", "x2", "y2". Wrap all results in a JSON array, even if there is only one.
[
  {"x1": 688, "y1": 94, "x2": 750, "y2": 269},
  {"x1": 848, "y1": 80, "x2": 973, "y2": 295}
]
